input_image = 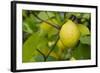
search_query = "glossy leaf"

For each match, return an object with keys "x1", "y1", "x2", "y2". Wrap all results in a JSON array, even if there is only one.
[
  {"x1": 38, "y1": 12, "x2": 55, "y2": 20},
  {"x1": 78, "y1": 24, "x2": 90, "y2": 36},
  {"x1": 80, "y1": 36, "x2": 91, "y2": 45},
  {"x1": 72, "y1": 44, "x2": 91, "y2": 60}
]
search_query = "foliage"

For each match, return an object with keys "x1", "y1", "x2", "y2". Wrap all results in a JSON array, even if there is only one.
[{"x1": 22, "y1": 10, "x2": 91, "y2": 62}]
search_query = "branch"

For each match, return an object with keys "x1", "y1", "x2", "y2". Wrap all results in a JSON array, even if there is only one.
[
  {"x1": 45, "y1": 35, "x2": 60, "y2": 61},
  {"x1": 36, "y1": 49, "x2": 46, "y2": 61},
  {"x1": 32, "y1": 12, "x2": 61, "y2": 30}
]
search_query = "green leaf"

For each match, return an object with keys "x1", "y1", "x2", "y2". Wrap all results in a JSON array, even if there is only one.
[
  {"x1": 81, "y1": 18, "x2": 86, "y2": 23},
  {"x1": 60, "y1": 13, "x2": 65, "y2": 21},
  {"x1": 46, "y1": 12, "x2": 55, "y2": 18},
  {"x1": 50, "y1": 18, "x2": 59, "y2": 25},
  {"x1": 31, "y1": 55, "x2": 44, "y2": 62},
  {"x1": 23, "y1": 32, "x2": 31, "y2": 43},
  {"x1": 72, "y1": 44, "x2": 91, "y2": 60},
  {"x1": 80, "y1": 36, "x2": 91, "y2": 45},
  {"x1": 65, "y1": 12, "x2": 73, "y2": 19},
  {"x1": 82, "y1": 13, "x2": 91, "y2": 20},
  {"x1": 83, "y1": 21, "x2": 89, "y2": 26},
  {"x1": 55, "y1": 12, "x2": 62, "y2": 25},
  {"x1": 38, "y1": 12, "x2": 54, "y2": 20},
  {"x1": 38, "y1": 12, "x2": 48, "y2": 20},
  {"x1": 78, "y1": 24, "x2": 90, "y2": 36},
  {"x1": 30, "y1": 55, "x2": 57, "y2": 62},
  {"x1": 46, "y1": 56, "x2": 57, "y2": 61},
  {"x1": 23, "y1": 14, "x2": 40, "y2": 33},
  {"x1": 22, "y1": 10, "x2": 27, "y2": 18},
  {"x1": 22, "y1": 32, "x2": 48, "y2": 62},
  {"x1": 72, "y1": 12, "x2": 82, "y2": 18},
  {"x1": 23, "y1": 22, "x2": 33, "y2": 33}
]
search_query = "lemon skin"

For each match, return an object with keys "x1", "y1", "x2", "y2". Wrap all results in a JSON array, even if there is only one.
[{"x1": 59, "y1": 20, "x2": 80, "y2": 48}]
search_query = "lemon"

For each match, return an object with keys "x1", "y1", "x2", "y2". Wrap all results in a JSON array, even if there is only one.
[
  {"x1": 40, "y1": 21, "x2": 52, "y2": 31},
  {"x1": 40, "y1": 18, "x2": 58, "y2": 31},
  {"x1": 59, "y1": 20, "x2": 80, "y2": 48},
  {"x1": 57, "y1": 40, "x2": 65, "y2": 50}
]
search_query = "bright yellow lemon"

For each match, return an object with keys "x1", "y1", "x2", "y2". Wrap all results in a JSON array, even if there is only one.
[{"x1": 59, "y1": 20, "x2": 80, "y2": 48}]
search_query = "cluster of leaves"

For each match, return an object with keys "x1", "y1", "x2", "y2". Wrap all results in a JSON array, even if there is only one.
[{"x1": 22, "y1": 10, "x2": 91, "y2": 63}]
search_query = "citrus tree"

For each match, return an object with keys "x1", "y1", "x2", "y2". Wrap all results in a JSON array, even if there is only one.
[{"x1": 22, "y1": 10, "x2": 91, "y2": 62}]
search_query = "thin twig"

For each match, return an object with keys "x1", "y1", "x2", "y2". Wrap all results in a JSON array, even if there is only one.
[
  {"x1": 36, "y1": 49, "x2": 46, "y2": 61},
  {"x1": 32, "y1": 12, "x2": 61, "y2": 30},
  {"x1": 46, "y1": 11, "x2": 54, "y2": 23},
  {"x1": 45, "y1": 35, "x2": 60, "y2": 61}
]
